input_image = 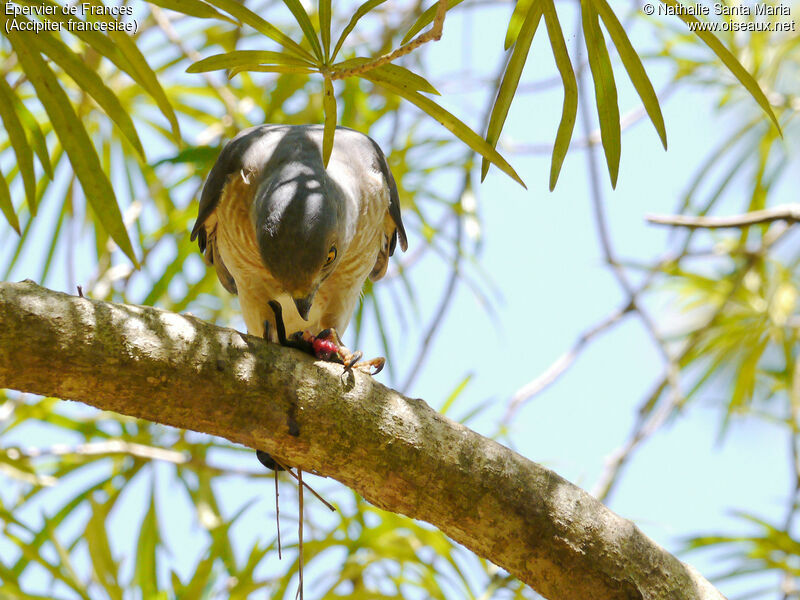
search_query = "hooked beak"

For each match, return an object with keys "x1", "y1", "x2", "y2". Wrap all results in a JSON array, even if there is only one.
[{"x1": 293, "y1": 293, "x2": 315, "y2": 321}]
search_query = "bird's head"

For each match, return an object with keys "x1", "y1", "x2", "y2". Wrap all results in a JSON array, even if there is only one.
[{"x1": 253, "y1": 162, "x2": 347, "y2": 320}]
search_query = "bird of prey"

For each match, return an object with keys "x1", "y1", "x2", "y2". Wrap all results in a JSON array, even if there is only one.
[{"x1": 191, "y1": 124, "x2": 407, "y2": 369}]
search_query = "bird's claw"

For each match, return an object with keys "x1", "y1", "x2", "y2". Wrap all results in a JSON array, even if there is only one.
[{"x1": 299, "y1": 329, "x2": 384, "y2": 375}]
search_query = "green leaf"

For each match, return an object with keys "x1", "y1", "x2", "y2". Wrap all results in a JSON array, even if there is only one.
[
  {"x1": 481, "y1": 0, "x2": 542, "y2": 181},
  {"x1": 401, "y1": 0, "x2": 466, "y2": 44},
  {"x1": 593, "y1": 0, "x2": 667, "y2": 149},
  {"x1": 147, "y1": 0, "x2": 236, "y2": 22},
  {"x1": 322, "y1": 76, "x2": 337, "y2": 167},
  {"x1": 581, "y1": 0, "x2": 620, "y2": 187},
  {"x1": 79, "y1": 0, "x2": 181, "y2": 141},
  {"x1": 334, "y1": 59, "x2": 439, "y2": 94},
  {"x1": 660, "y1": 0, "x2": 780, "y2": 133},
  {"x1": 14, "y1": 0, "x2": 173, "y2": 138},
  {"x1": 187, "y1": 50, "x2": 315, "y2": 73},
  {"x1": 0, "y1": 168, "x2": 20, "y2": 235},
  {"x1": 3, "y1": 154, "x2": 58, "y2": 280},
  {"x1": 505, "y1": 0, "x2": 534, "y2": 49},
  {"x1": 0, "y1": 510, "x2": 91, "y2": 600},
  {"x1": 199, "y1": 0, "x2": 316, "y2": 63},
  {"x1": 7, "y1": 27, "x2": 139, "y2": 266},
  {"x1": 182, "y1": 550, "x2": 216, "y2": 598},
  {"x1": 28, "y1": 28, "x2": 145, "y2": 158},
  {"x1": 14, "y1": 98, "x2": 54, "y2": 181},
  {"x1": 0, "y1": 78, "x2": 37, "y2": 214},
  {"x1": 228, "y1": 65, "x2": 315, "y2": 78},
  {"x1": 134, "y1": 482, "x2": 160, "y2": 598},
  {"x1": 331, "y1": 0, "x2": 387, "y2": 61},
  {"x1": 282, "y1": 0, "x2": 324, "y2": 61},
  {"x1": 440, "y1": 374, "x2": 472, "y2": 415},
  {"x1": 152, "y1": 145, "x2": 220, "y2": 168},
  {"x1": 541, "y1": 0, "x2": 577, "y2": 190},
  {"x1": 85, "y1": 498, "x2": 123, "y2": 600},
  {"x1": 39, "y1": 187, "x2": 68, "y2": 283},
  {"x1": 320, "y1": 0, "x2": 332, "y2": 60},
  {"x1": 361, "y1": 71, "x2": 525, "y2": 187},
  {"x1": 374, "y1": 64, "x2": 440, "y2": 95}
]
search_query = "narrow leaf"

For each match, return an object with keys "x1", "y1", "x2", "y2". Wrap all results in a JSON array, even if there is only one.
[
  {"x1": 505, "y1": 0, "x2": 534, "y2": 49},
  {"x1": 228, "y1": 65, "x2": 315, "y2": 78},
  {"x1": 374, "y1": 64, "x2": 440, "y2": 95},
  {"x1": 0, "y1": 78, "x2": 37, "y2": 213},
  {"x1": 319, "y1": 0, "x2": 332, "y2": 60},
  {"x1": 322, "y1": 75, "x2": 337, "y2": 167},
  {"x1": 332, "y1": 0, "x2": 387, "y2": 61},
  {"x1": 7, "y1": 28, "x2": 138, "y2": 265},
  {"x1": 0, "y1": 168, "x2": 20, "y2": 235},
  {"x1": 147, "y1": 0, "x2": 236, "y2": 22},
  {"x1": 660, "y1": 0, "x2": 780, "y2": 132},
  {"x1": 333, "y1": 58, "x2": 439, "y2": 93},
  {"x1": 79, "y1": 0, "x2": 180, "y2": 140},
  {"x1": 133, "y1": 483, "x2": 160, "y2": 598},
  {"x1": 593, "y1": 0, "x2": 667, "y2": 149},
  {"x1": 581, "y1": 0, "x2": 620, "y2": 187},
  {"x1": 360, "y1": 71, "x2": 526, "y2": 187},
  {"x1": 39, "y1": 187, "x2": 69, "y2": 283},
  {"x1": 440, "y1": 374, "x2": 472, "y2": 415},
  {"x1": 542, "y1": 0, "x2": 577, "y2": 190},
  {"x1": 85, "y1": 498, "x2": 123, "y2": 600},
  {"x1": 402, "y1": 0, "x2": 466, "y2": 44},
  {"x1": 282, "y1": 0, "x2": 324, "y2": 61},
  {"x1": 29, "y1": 28, "x2": 145, "y2": 157},
  {"x1": 15, "y1": 0, "x2": 175, "y2": 136},
  {"x1": 187, "y1": 50, "x2": 314, "y2": 73},
  {"x1": 194, "y1": 0, "x2": 316, "y2": 62},
  {"x1": 15, "y1": 99, "x2": 54, "y2": 181},
  {"x1": 481, "y1": 0, "x2": 542, "y2": 180}
]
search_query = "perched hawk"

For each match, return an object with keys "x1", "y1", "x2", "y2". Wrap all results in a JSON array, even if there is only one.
[{"x1": 192, "y1": 124, "x2": 407, "y2": 346}]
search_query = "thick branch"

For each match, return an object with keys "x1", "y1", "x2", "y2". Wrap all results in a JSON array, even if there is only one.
[
  {"x1": 646, "y1": 204, "x2": 800, "y2": 229},
  {"x1": 0, "y1": 280, "x2": 724, "y2": 600}
]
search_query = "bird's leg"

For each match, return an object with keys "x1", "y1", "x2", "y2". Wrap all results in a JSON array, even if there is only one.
[
  {"x1": 267, "y1": 301, "x2": 313, "y2": 354},
  {"x1": 257, "y1": 310, "x2": 294, "y2": 472}
]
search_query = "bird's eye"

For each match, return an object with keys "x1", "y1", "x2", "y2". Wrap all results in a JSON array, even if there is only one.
[{"x1": 325, "y1": 246, "x2": 337, "y2": 266}]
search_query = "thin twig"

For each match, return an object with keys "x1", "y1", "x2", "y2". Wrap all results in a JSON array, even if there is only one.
[
  {"x1": 592, "y1": 226, "x2": 792, "y2": 502},
  {"x1": 401, "y1": 203, "x2": 463, "y2": 394},
  {"x1": 503, "y1": 10, "x2": 678, "y2": 425},
  {"x1": 503, "y1": 303, "x2": 633, "y2": 424},
  {"x1": 647, "y1": 204, "x2": 800, "y2": 229},
  {"x1": 331, "y1": 0, "x2": 448, "y2": 80},
  {"x1": 505, "y1": 242, "x2": 710, "y2": 422},
  {"x1": 575, "y1": 0, "x2": 678, "y2": 390},
  {"x1": 399, "y1": 51, "x2": 507, "y2": 393}
]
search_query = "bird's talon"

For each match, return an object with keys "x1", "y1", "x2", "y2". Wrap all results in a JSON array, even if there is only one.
[
  {"x1": 369, "y1": 358, "x2": 385, "y2": 375},
  {"x1": 344, "y1": 351, "x2": 363, "y2": 371}
]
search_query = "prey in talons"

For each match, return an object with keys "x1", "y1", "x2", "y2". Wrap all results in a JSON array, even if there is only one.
[{"x1": 267, "y1": 301, "x2": 385, "y2": 376}]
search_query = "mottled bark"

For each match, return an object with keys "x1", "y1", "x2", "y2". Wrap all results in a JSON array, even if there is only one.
[{"x1": 0, "y1": 280, "x2": 725, "y2": 600}]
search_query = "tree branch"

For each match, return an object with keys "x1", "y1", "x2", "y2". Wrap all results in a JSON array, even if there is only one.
[
  {"x1": 330, "y1": 0, "x2": 447, "y2": 80},
  {"x1": 0, "y1": 280, "x2": 725, "y2": 600},
  {"x1": 646, "y1": 204, "x2": 800, "y2": 229}
]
